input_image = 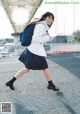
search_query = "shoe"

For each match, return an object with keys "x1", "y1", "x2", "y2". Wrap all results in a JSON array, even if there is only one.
[
  {"x1": 47, "y1": 85, "x2": 60, "y2": 91},
  {"x1": 5, "y1": 82, "x2": 15, "y2": 90}
]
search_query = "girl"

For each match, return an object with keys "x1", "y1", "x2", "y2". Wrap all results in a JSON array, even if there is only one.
[{"x1": 6, "y1": 12, "x2": 59, "y2": 91}]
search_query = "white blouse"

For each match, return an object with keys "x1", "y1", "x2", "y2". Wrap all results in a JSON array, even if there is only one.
[{"x1": 27, "y1": 21, "x2": 50, "y2": 57}]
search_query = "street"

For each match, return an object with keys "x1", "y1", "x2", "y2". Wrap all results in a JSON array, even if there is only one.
[{"x1": 0, "y1": 53, "x2": 80, "y2": 114}]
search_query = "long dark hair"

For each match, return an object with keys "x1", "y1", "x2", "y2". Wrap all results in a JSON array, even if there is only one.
[
  {"x1": 39, "y1": 12, "x2": 54, "y2": 27},
  {"x1": 39, "y1": 12, "x2": 54, "y2": 21},
  {"x1": 31, "y1": 12, "x2": 54, "y2": 27}
]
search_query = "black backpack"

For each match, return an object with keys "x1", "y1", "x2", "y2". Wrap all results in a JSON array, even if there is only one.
[{"x1": 20, "y1": 23, "x2": 36, "y2": 46}]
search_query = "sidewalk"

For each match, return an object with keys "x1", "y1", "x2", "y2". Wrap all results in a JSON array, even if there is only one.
[{"x1": 0, "y1": 56, "x2": 80, "y2": 114}]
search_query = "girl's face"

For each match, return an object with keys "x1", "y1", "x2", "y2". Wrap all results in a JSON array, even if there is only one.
[{"x1": 44, "y1": 16, "x2": 54, "y2": 26}]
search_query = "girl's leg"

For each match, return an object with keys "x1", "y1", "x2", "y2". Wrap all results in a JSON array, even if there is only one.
[
  {"x1": 6, "y1": 67, "x2": 30, "y2": 90},
  {"x1": 43, "y1": 68, "x2": 59, "y2": 91},
  {"x1": 43, "y1": 68, "x2": 52, "y2": 81},
  {"x1": 15, "y1": 67, "x2": 30, "y2": 79}
]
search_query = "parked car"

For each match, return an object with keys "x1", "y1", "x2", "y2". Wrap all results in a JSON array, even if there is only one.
[{"x1": 1, "y1": 51, "x2": 9, "y2": 57}]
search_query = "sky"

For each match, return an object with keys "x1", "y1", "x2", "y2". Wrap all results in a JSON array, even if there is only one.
[{"x1": 0, "y1": 0, "x2": 80, "y2": 38}]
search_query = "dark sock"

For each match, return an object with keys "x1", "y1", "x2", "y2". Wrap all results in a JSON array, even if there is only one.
[
  {"x1": 9, "y1": 77, "x2": 16, "y2": 83},
  {"x1": 6, "y1": 77, "x2": 16, "y2": 90},
  {"x1": 47, "y1": 80, "x2": 59, "y2": 91},
  {"x1": 48, "y1": 80, "x2": 54, "y2": 86}
]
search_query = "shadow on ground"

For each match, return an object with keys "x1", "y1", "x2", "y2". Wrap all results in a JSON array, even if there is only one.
[
  {"x1": 56, "y1": 91, "x2": 78, "y2": 114},
  {"x1": 14, "y1": 102, "x2": 34, "y2": 114}
]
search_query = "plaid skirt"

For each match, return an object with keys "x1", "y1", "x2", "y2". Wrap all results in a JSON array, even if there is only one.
[{"x1": 18, "y1": 48, "x2": 48, "y2": 70}]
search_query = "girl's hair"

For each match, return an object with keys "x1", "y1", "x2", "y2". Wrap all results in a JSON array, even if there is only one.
[
  {"x1": 39, "y1": 12, "x2": 54, "y2": 21},
  {"x1": 39, "y1": 12, "x2": 54, "y2": 27},
  {"x1": 31, "y1": 12, "x2": 54, "y2": 27}
]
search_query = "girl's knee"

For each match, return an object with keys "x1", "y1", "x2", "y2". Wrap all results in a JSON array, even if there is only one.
[{"x1": 23, "y1": 68, "x2": 30, "y2": 73}]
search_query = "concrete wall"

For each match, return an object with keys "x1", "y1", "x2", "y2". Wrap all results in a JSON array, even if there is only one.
[{"x1": 48, "y1": 43, "x2": 80, "y2": 53}]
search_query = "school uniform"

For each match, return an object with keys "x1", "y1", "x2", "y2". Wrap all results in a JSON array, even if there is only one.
[
  {"x1": 19, "y1": 21, "x2": 50, "y2": 70},
  {"x1": 6, "y1": 19, "x2": 60, "y2": 91}
]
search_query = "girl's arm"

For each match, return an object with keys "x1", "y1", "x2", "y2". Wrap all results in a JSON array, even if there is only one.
[{"x1": 32, "y1": 24, "x2": 50, "y2": 43}]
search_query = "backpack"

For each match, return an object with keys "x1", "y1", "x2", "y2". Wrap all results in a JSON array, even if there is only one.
[{"x1": 20, "y1": 23, "x2": 36, "y2": 46}]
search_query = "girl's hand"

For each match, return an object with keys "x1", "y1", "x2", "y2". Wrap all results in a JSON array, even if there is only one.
[{"x1": 46, "y1": 31, "x2": 50, "y2": 36}]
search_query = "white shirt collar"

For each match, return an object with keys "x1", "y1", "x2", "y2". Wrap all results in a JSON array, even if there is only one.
[{"x1": 37, "y1": 21, "x2": 49, "y2": 31}]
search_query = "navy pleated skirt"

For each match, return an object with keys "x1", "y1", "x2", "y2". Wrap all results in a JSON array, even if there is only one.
[{"x1": 18, "y1": 48, "x2": 48, "y2": 70}]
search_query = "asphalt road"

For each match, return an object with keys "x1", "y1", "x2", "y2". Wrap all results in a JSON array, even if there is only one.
[
  {"x1": 0, "y1": 53, "x2": 80, "y2": 114},
  {"x1": 47, "y1": 52, "x2": 80, "y2": 79}
]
